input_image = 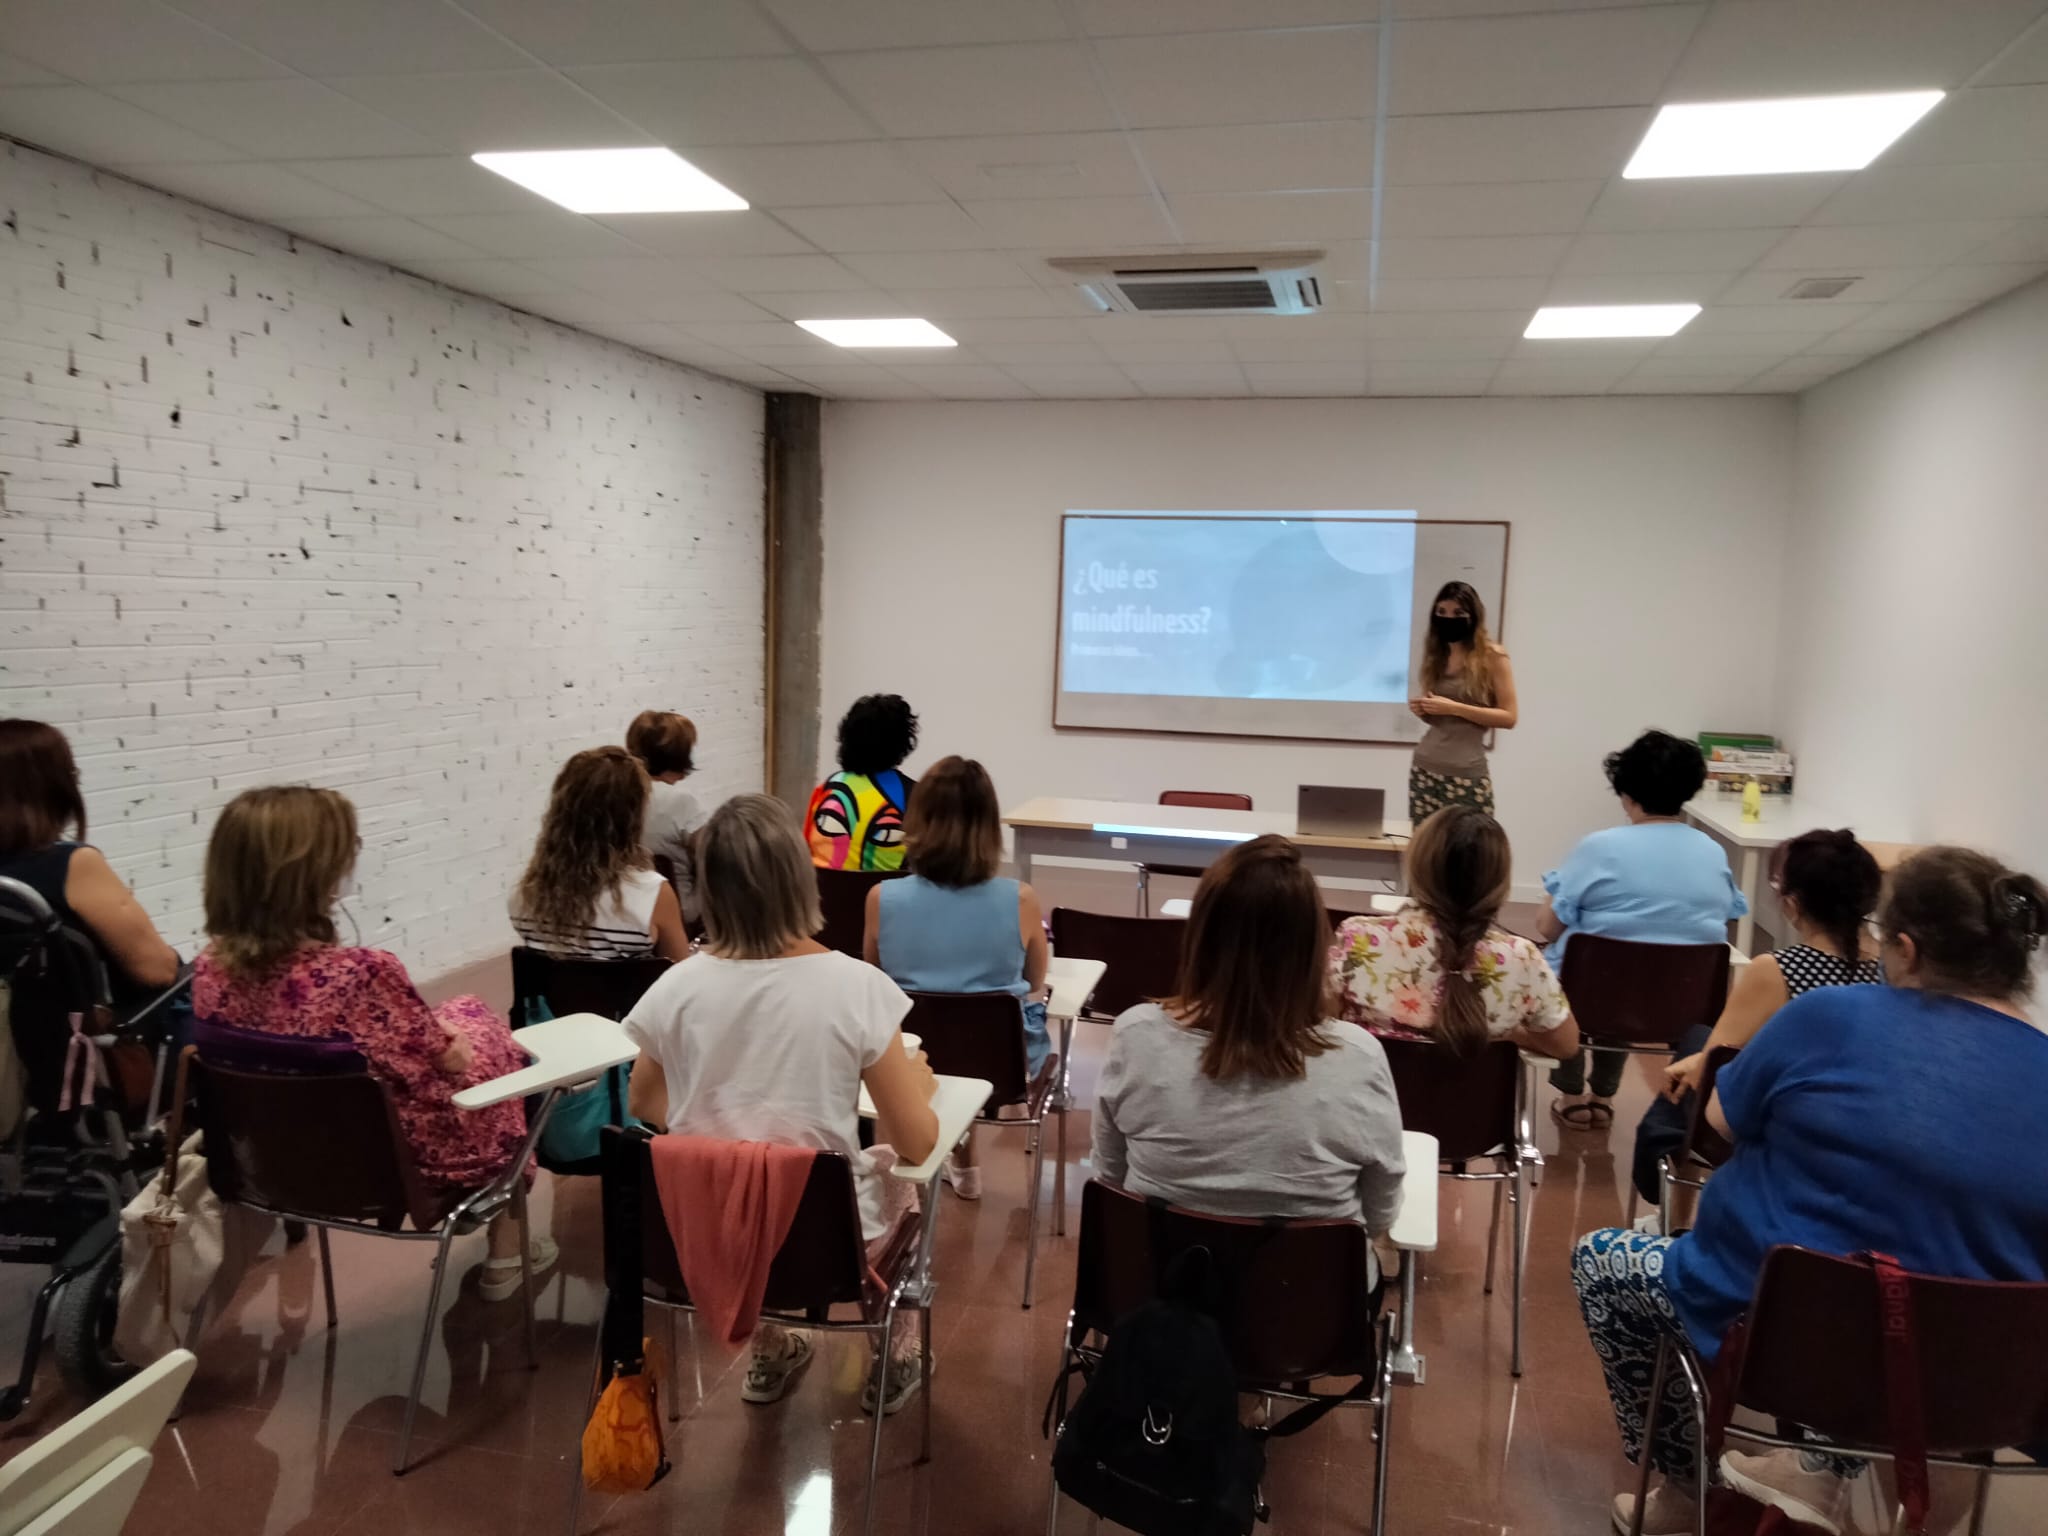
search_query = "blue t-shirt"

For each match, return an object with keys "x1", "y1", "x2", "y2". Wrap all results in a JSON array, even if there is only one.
[
  {"x1": 1542, "y1": 821, "x2": 1747, "y2": 968},
  {"x1": 1663, "y1": 987, "x2": 2048, "y2": 1357}
]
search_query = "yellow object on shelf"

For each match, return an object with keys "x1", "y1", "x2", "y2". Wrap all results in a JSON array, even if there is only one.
[{"x1": 1741, "y1": 778, "x2": 1763, "y2": 823}]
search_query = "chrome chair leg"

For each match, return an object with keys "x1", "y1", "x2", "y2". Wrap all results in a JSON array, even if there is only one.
[
  {"x1": 317, "y1": 1226, "x2": 338, "y2": 1330},
  {"x1": 1511, "y1": 1154, "x2": 1530, "y2": 1378},
  {"x1": 563, "y1": 1326, "x2": 604, "y2": 1535},
  {"x1": 1023, "y1": 1114, "x2": 1047, "y2": 1309},
  {"x1": 1629, "y1": 1337, "x2": 1671, "y2": 1536},
  {"x1": 395, "y1": 1222, "x2": 458, "y2": 1475},
  {"x1": 918, "y1": 1301, "x2": 934, "y2": 1465},
  {"x1": 1482, "y1": 1175, "x2": 1504, "y2": 1297},
  {"x1": 514, "y1": 1182, "x2": 538, "y2": 1369},
  {"x1": 1967, "y1": 1466, "x2": 1992, "y2": 1536},
  {"x1": 1371, "y1": 1340, "x2": 1394, "y2": 1536},
  {"x1": 863, "y1": 1299, "x2": 900, "y2": 1536},
  {"x1": 665, "y1": 1306, "x2": 682, "y2": 1424},
  {"x1": 1053, "y1": 1097, "x2": 1068, "y2": 1238}
]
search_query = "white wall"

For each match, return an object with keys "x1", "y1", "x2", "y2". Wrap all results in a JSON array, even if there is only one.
[
  {"x1": 0, "y1": 142, "x2": 765, "y2": 979},
  {"x1": 820, "y1": 396, "x2": 1796, "y2": 888},
  {"x1": 1778, "y1": 275, "x2": 2048, "y2": 877}
]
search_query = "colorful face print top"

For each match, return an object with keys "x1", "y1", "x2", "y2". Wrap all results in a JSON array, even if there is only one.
[{"x1": 807, "y1": 769, "x2": 914, "y2": 871}]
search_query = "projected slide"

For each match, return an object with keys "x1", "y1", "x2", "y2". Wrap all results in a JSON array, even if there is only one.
[{"x1": 1054, "y1": 513, "x2": 1509, "y2": 744}]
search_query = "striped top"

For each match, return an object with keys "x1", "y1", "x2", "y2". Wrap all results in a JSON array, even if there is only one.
[{"x1": 508, "y1": 867, "x2": 664, "y2": 959}]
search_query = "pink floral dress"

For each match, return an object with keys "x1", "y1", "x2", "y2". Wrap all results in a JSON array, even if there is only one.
[
  {"x1": 193, "y1": 945, "x2": 530, "y2": 1193},
  {"x1": 1329, "y1": 908, "x2": 1569, "y2": 1044}
]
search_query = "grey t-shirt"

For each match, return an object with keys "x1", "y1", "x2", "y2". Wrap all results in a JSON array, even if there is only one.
[
  {"x1": 1092, "y1": 1003, "x2": 1406, "y2": 1237},
  {"x1": 642, "y1": 779, "x2": 706, "y2": 919}
]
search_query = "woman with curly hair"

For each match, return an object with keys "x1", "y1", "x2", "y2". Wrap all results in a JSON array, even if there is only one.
[
  {"x1": 808, "y1": 693, "x2": 920, "y2": 871},
  {"x1": 510, "y1": 746, "x2": 691, "y2": 962}
]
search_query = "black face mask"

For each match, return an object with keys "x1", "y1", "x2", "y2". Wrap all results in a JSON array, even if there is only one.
[{"x1": 1431, "y1": 613, "x2": 1474, "y2": 644}]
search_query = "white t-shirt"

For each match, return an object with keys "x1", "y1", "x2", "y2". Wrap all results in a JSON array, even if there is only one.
[
  {"x1": 508, "y1": 866, "x2": 664, "y2": 959},
  {"x1": 621, "y1": 949, "x2": 912, "y2": 1239},
  {"x1": 643, "y1": 780, "x2": 707, "y2": 919}
]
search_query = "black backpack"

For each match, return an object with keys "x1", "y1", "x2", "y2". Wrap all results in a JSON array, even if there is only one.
[{"x1": 1044, "y1": 1244, "x2": 1368, "y2": 1536}]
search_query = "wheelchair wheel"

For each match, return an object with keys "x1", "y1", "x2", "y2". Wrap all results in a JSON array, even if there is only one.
[{"x1": 52, "y1": 1247, "x2": 137, "y2": 1402}]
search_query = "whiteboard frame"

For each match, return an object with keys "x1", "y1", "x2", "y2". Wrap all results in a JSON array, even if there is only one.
[{"x1": 1050, "y1": 513, "x2": 1512, "y2": 746}]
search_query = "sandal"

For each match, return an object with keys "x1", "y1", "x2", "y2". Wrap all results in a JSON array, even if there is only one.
[
  {"x1": 1550, "y1": 1097, "x2": 1615, "y2": 1129},
  {"x1": 742, "y1": 1331, "x2": 813, "y2": 1404},
  {"x1": 479, "y1": 1235, "x2": 559, "y2": 1301}
]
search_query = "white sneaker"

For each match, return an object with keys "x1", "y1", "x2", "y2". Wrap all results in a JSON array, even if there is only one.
[
  {"x1": 940, "y1": 1155, "x2": 982, "y2": 1200},
  {"x1": 1720, "y1": 1448, "x2": 1851, "y2": 1536},
  {"x1": 1633, "y1": 1210, "x2": 1665, "y2": 1235},
  {"x1": 1610, "y1": 1481, "x2": 1698, "y2": 1536},
  {"x1": 478, "y1": 1235, "x2": 558, "y2": 1301}
]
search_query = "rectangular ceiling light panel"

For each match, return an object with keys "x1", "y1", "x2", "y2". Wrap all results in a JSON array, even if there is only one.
[
  {"x1": 1525, "y1": 304, "x2": 1701, "y2": 338},
  {"x1": 796, "y1": 318, "x2": 957, "y2": 348},
  {"x1": 1625, "y1": 92, "x2": 1943, "y2": 179},
  {"x1": 472, "y1": 148, "x2": 747, "y2": 213}
]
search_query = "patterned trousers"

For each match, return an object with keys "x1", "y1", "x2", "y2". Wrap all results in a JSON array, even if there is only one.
[{"x1": 1408, "y1": 763, "x2": 1494, "y2": 822}]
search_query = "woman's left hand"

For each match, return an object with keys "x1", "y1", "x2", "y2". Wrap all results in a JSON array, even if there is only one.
[{"x1": 1417, "y1": 694, "x2": 1461, "y2": 718}]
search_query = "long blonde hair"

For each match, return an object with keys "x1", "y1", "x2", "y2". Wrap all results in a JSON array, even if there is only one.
[
  {"x1": 697, "y1": 794, "x2": 823, "y2": 959},
  {"x1": 204, "y1": 785, "x2": 358, "y2": 975},
  {"x1": 514, "y1": 747, "x2": 651, "y2": 940},
  {"x1": 1418, "y1": 580, "x2": 1496, "y2": 703}
]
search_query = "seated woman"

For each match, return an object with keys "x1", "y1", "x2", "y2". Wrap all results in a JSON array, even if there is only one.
[
  {"x1": 1573, "y1": 846, "x2": 2048, "y2": 1536},
  {"x1": 1537, "y1": 729, "x2": 1747, "y2": 1127},
  {"x1": 509, "y1": 745, "x2": 690, "y2": 964},
  {"x1": 624, "y1": 710, "x2": 706, "y2": 920},
  {"x1": 864, "y1": 755, "x2": 1049, "y2": 1201},
  {"x1": 808, "y1": 693, "x2": 918, "y2": 871},
  {"x1": 1093, "y1": 835, "x2": 1406, "y2": 1269},
  {"x1": 0, "y1": 718, "x2": 181, "y2": 996},
  {"x1": 1331, "y1": 804, "x2": 1580, "y2": 1063},
  {"x1": 1630, "y1": 828, "x2": 1882, "y2": 1209},
  {"x1": 624, "y1": 794, "x2": 939, "y2": 1415},
  {"x1": 193, "y1": 786, "x2": 552, "y2": 1300}
]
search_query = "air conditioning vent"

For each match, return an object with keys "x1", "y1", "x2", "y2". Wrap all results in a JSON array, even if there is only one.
[
  {"x1": 1784, "y1": 276, "x2": 1860, "y2": 300},
  {"x1": 1047, "y1": 251, "x2": 1324, "y2": 315}
]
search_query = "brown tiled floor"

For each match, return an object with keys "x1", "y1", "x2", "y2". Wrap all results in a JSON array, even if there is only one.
[{"x1": 3, "y1": 880, "x2": 2039, "y2": 1533}]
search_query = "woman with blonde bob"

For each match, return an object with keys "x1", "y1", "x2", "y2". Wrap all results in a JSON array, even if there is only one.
[
  {"x1": 1093, "y1": 835, "x2": 1406, "y2": 1262},
  {"x1": 624, "y1": 794, "x2": 940, "y2": 1416},
  {"x1": 864, "y1": 755, "x2": 1049, "y2": 1200},
  {"x1": 194, "y1": 786, "x2": 551, "y2": 1299},
  {"x1": 1331, "y1": 805, "x2": 1580, "y2": 1061},
  {"x1": 509, "y1": 745, "x2": 689, "y2": 962}
]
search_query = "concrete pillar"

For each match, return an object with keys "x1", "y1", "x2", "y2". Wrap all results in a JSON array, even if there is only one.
[{"x1": 764, "y1": 392, "x2": 823, "y2": 810}]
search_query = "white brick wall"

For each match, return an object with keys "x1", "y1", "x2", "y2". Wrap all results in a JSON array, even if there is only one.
[{"x1": 0, "y1": 141, "x2": 766, "y2": 982}]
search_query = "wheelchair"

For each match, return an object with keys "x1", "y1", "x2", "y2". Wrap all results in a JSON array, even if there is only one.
[{"x1": 0, "y1": 875, "x2": 189, "y2": 1419}]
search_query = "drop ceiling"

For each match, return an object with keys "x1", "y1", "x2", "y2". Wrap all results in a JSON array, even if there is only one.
[{"x1": 2, "y1": 0, "x2": 2045, "y2": 400}]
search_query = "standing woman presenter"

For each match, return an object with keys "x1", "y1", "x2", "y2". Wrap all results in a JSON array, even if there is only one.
[{"x1": 1409, "y1": 581, "x2": 1518, "y2": 821}]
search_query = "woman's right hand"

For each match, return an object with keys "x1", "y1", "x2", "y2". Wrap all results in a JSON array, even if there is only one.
[
  {"x1": 1661, "y1": 1053, "x2": 1703, "y2": 1102},
  {"x1": 906, "y1": 1047, "x2": 938, "y2": 1101},
  {"x1": 438, "y1": 1032, "x2": 475, "y2": 1078},
  {"x1": 1409, "y1": 698, "x2": 1428, "y2": 719}
]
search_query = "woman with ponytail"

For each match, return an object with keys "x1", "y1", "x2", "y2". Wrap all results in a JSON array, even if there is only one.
[{"x1": 1331, "y1": 805, "x2": 1580, "y2": 1061}]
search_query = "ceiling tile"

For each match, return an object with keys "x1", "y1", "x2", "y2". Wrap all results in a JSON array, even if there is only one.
[
  {"x1": 1370, "y1": 275, "x2": 1551, "y2": 310},
  {"x1": 282, "y1": 215, "x2": 491, "y2": 263},
  {"x1": 1375, "y1": 235, "x2": 1570, "y2": 279},
  {"x1": 683, "y1": 254, "x2": 873, "y2": 291},
  {"x1": 323, "y1": 71, "x2": 644, "y2": 154},
  {"x1": 1093, "y1": 28, "x2": 1378, "y2": 128},
  {"x1": 942, "y1": 317, "x2": 1102, "y2": 344},
  {"x1": 681, "y1": 142, "x2": 945, "y2": 207},
  {"x1": 412, "y1": 211, "x2": 649, "y2": 258},
  {"x1": 1897, "y1": 262, "x2": 2048, "y2": 305},
  {"x1": 512, "y1": 291, "x2": 643, "y2": 325},
  {"x1": 1585, "y1": 174, "x2": 1846, "y2": 232},
  {"x1": 1389, "y1": 7, "x2": 1703, "y2": 115},
  {"x1": 1489, "y1": 357, "x2": 1638, "y2": 392},
  {"x1": 0, "y1": 53, "x2": 65, "y2": 86},
  {"x1": 1358, "y1": 309, "x2": 1531, "y2": 338},
  {"x1": 105, "y1": 160, "x2": 380, "y2": 221},
  {"x1": 1003, "y1": 364, "x2": 1139, "y2": 397},
  {"x1": 1378, "y1": 180, "x2": 1603, "y2": 236},
  {"x1": 401, "y1": 258, "x2": 580, "y2": 296},
  {"x1": 171, "y1": 0, "x2": 531, "y2": 75},
  {"x1": 963, "y1": 196, "x2": 1177, "y2": 248},
  {"x1": 1370, "y1": 359, "x2": 1498, "y2": 381},
  {"x1": 1252, "y1": 379, "x2": 1370, "y2": 397},
  {"x1": 1684, "y1": 302, "x2": 1878, "y2": 336},
  {"x1": 760, "y1": 0, "x2": 1071, "y2": 52},
  {"x1": 1365, "y1": 335, "x2": 1515, "y2": 361},
  {"x1": 0, "y1": 86, "x2": 246, "y2": 164},
  {"x1": 896, "y1": 132, "x2": 1148, "y2": 201},
  {"x1": 1560, "y1": 228, "x2": 1787, "y2": 275},
  {"x1": 1882, "y1": 86, "x2": 2048, "y2": 166},
  {"x1": 1381, "y1": 107, "x2": 1650, "y2": 185},
  {"x1": 1124, "y1": 363, "x2": 1251, "y2": 396},
  {"x1": 1543, "y1": 270, "x2": 1737, "y2": 304},
  {"x1": 1801, "y1": 329, "x2": 1916, "y2": 357},
  {"x1": 778, "y1": 202, "x2": 997, "y2": 253},
  {"x1": 1808, "y1": 162, "x2": 2048, "y2": 227},
  {"x1": 1980, "y1": 15, "x2": 2048, "y2": 85},
  {"x1": 1167, "y1": 190, "x2": 1374, "y2": 244},
  {"x1": 974, "y1": 340, "x2": 1108, "y2": 365},
  {"x1": 284, "y1": 156, "x2": 547, "y2": 216},
  {"x1": 888, "y1": 286, "x2": 1071, "y2": 318},
  {"x1": 1243, "y1": 361, "x2": 1370, "y2": 385},
  {"x1": 0, "y1": 1, "x2": 290, "y2": 83},
  {"x1": 1094, "y1": 337, "x2": 1237, "y2": 363},
  {"x1": 741, "y1": 289, "x2": 901, "y2": 320},
  {"x1": 109, "y1": 80, "x2": 435, "y2": 158},
  {"x1": 1651, "y1": 329, "x2": 1813, "y2": 359},
  {"x1": 1662, "y1": 0, "x2": 2047, "y2": 97},
  {"x1": 686, "y1": 321, "x2": 835, "y2": 348},
  {"x1": 1971, "y1": 219, "x2": 2048, "y2": 263},
  {"x1": 1392, "y1": 0, "x2": 1693, "y2": 13},
  {"x1": 880, "y1": 363, "x2": 1036, "y2": 397},
  {"x1": 586, "y1": 212, "x2": 818, "y2": 257},
  {"x1": 570, "y1": 59, "x2": 876, "y2": 147},
  {"x1": 454, "y1": 0, "x2": 789, "y2": 64},
  {"x1": 1229, "y1": 330, "x2": 1371, "y2": 363},
  {"x1": 1742, "y1": 358, "x2": 1853, "y2": 392},
  {"x1": 1371, "y1": 375, "x2": 1494, "y2": 397},
  {"x1": 1078, "y1": 0, "x2": 1376, "y2": 34},
  {"x1": 1760, "y1": 221, "x2": 2016, "y2": 270},
  {"x1": 1629, "y1": 355, "x2": 1781, "y2": 381},
  {"x1": 1508, "y1": 337, "x2": 1659, "y2": 364},
  {"x1": 839, "y1": 251, "x2": 1038, "y2": 288},
  {"x1": 821, "y1": 43, "x2": 1115, "y2": 137},
  {"x1": 1713, "y1": 267, "x2": 1935, "y2": 304},
  {"x1": 520, "y1": 255, "x2": 716, "y2": 294},
  {"x1": 1135, "y1": 120, "x2": 1374, "y2": 196}
]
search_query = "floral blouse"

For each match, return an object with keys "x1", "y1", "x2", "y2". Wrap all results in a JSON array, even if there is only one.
[{"x1": 1330, "y1": 908, "x2": 1569, "y2": 1043}]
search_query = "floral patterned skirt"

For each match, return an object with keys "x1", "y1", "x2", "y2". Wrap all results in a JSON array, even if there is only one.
[{"x1": 1408, "y1": 763, "x2": 1495, "y2": 822}]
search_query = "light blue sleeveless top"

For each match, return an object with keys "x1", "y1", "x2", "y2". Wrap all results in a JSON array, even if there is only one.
[{"x1": 876, "y1": 874, "x2": 1028, "y2": 998}]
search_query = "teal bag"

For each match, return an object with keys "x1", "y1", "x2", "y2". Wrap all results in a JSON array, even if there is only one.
[{"x1": 520, "y1": 996, "x2": 636, "y2": 1174}]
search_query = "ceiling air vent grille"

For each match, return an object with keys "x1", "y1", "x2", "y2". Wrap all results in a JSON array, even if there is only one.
[
  {"x1": 1784, "y1": 276, "x2": 1860, "y2": 300},
  {"x1": 1048, "y1": 251, "x2": 1324, "y2": 316}
]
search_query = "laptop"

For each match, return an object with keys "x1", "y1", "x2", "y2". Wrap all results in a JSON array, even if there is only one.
[{"x1": 1296, "y1": 785, "x2": 1386, "y2": 840}]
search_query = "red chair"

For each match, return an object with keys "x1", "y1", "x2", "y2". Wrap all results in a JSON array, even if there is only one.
[
  {"x1": 1047, "y1": 907, "x2": 1185, "y2": 1022},
  {"x1": 1045, "y1": 1179, "x2": 1398, "y2": 1536},
  {"x1": 815, "y1": 866, "x2": 904, "y2": 957},
  {"x1": 1654, "y1": 1044, "x2": 1739, "y2": 1237},
  {"x1": 1378, "y1": 1036, "x2": 1536, "y2": 1376},
  {"x1": 190, "y1": 1042, "x2": 554, "y2": 1475},
  {"x1": 567, "y1": 1127, "x2": 934, "y2": 1536},
  {"x1": 1629, "y1": 1245, "x2": 2048, "y2": 1536},
  {"x1": 905, "y1": 991, "x2": 1061, "y2": 1307},
  {"x1": 1134, "y1": 790, "x2": 1253, "y2": 915}
]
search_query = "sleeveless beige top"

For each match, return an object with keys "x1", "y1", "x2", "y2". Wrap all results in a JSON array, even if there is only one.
[{"x1": 1412, "y1": 665, "x2": 1491, "y2": 778}]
